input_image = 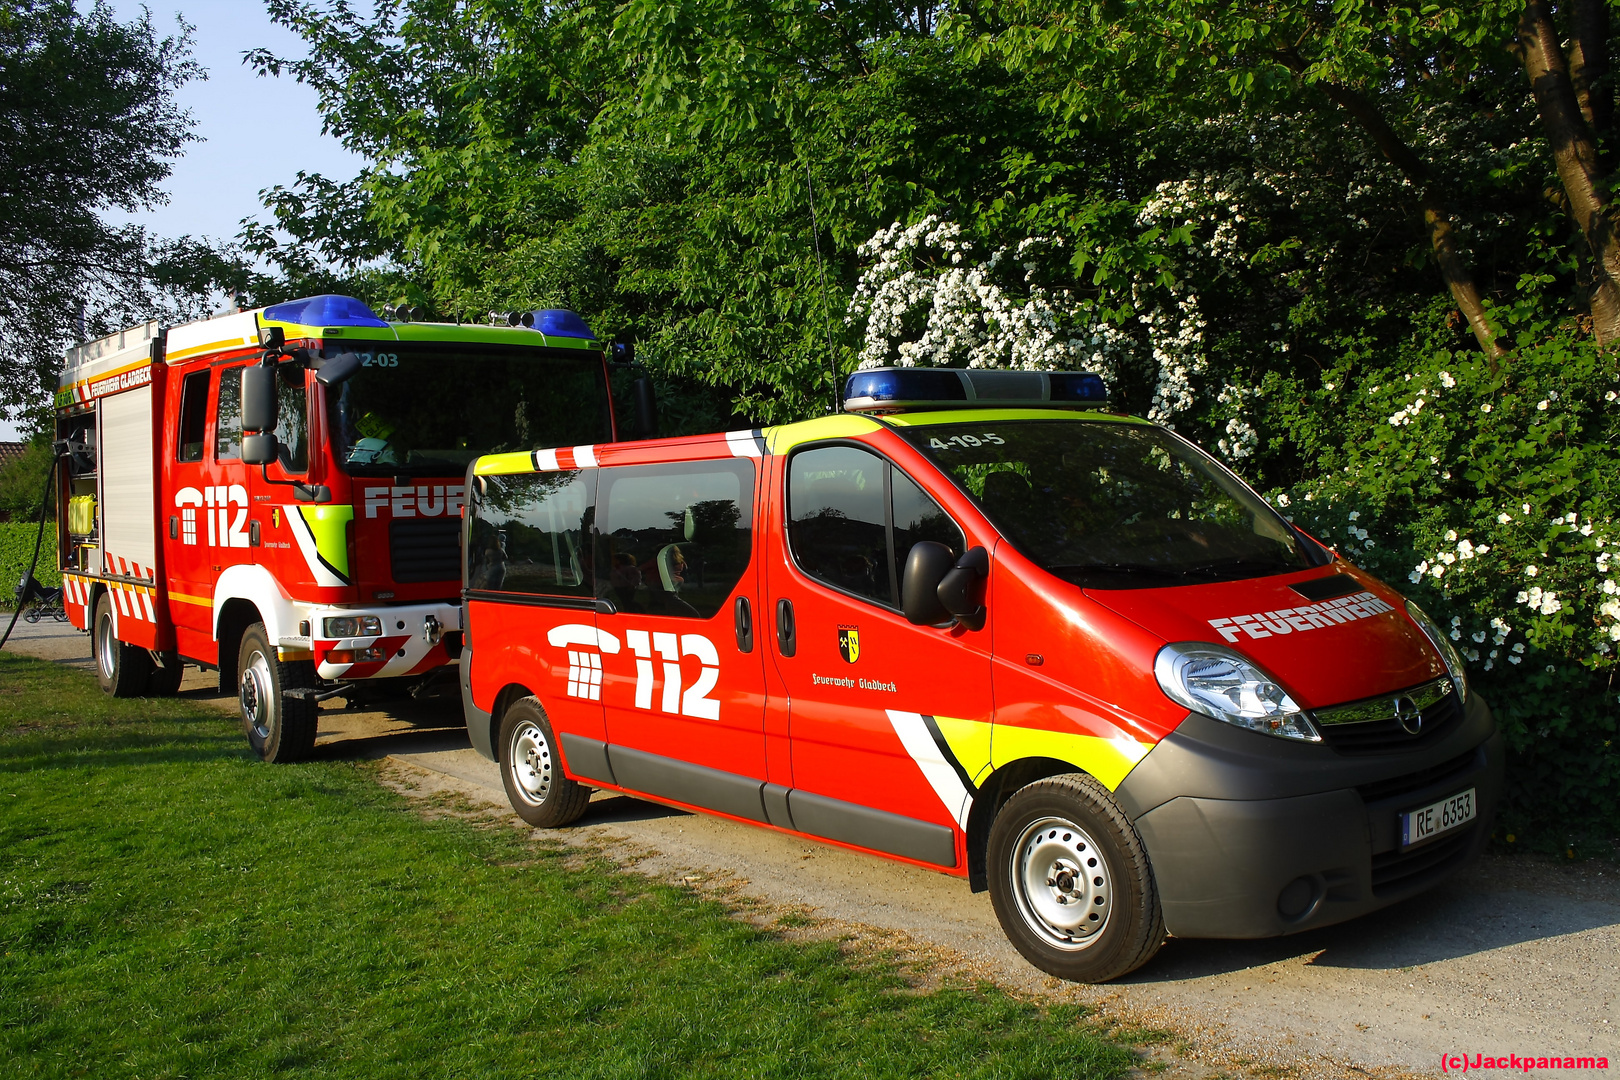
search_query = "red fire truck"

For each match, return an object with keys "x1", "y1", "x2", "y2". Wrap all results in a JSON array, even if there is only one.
[
  {"x1": 55, "y1": 294, "x2": 633, "y2": 762},
  {"x1": 460, "y1": 366, "x2": 1503, "y2": 982}
]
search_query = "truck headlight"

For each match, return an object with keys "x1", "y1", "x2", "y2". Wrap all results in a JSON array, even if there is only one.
[
  {"x1": 323, "y1": 615, "x2": 382, "y2": 638},
  {"x1": 1154, "y1": 642, "x2": 1320, "y2": 742},
  {"x1": 1404, "y1": 600, "x2": 1470, "y2": 703}
]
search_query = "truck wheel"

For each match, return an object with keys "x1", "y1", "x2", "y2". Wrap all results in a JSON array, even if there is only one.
[
  {"x1": 986, "y1": 773, "x2": 1164, "y2": 983},
  {"x1": 147, "y1": 652, "x2": 185, "y2": 696},
  {"x1": 237, "y1": 622, "x2": 318, "y2": 763},
  {"x1": 92, "y1": 593, "x2": 152, "y2": 697},
  {"x1": 499, "y1": 697, "x2": 589, "y2": 828}
]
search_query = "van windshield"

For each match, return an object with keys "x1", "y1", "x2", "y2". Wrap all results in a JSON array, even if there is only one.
[
  {"x1": 900, "y1": 418, "x2": 1315, "y2": 588},
  {"x1": 323, "y1": 342, "x2": 612, "y2": 477}
]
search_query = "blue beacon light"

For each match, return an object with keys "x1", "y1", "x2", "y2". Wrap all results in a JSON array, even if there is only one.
[
  {"x1": 842, "y1": 367, "x2": 1109, "y2": 412},
  {"x1": 262, "y1": 294, "x2": 391, "y2": 329}
]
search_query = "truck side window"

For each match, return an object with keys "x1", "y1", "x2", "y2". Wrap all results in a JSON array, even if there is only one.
[
  {"x1": 176, "y1": 370, "x2": 209, "y2": 462},
  {"x1": 788, "y1": 445, "x2": 963, "y2": 608},
  {"x1": 596, "y1": 460, "x2": 754, "y2": 619},
  {"x1": 215, "y1": 366, "x2": 242, "y2": 461},
  {"x1": 467, "y1": 470, "x2": 596, "y2": 598},
  {"x1": 275, "y1": 366, "x2": 309, "y2": 473}
]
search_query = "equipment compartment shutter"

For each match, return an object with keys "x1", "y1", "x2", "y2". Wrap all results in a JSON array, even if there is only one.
[{"x1": 99, "y1": 385, "x2": 157, "y2": 578}]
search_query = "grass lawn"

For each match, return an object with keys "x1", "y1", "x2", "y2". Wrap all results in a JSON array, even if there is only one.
[{"x1": 0, "y1": 652, "x2": 1145, "y2": 1079}]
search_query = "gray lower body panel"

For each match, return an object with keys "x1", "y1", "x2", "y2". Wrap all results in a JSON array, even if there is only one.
[
  {"x1": 460, "y1": 646, "x2": 494, "y2": 760},
  {"x1": 555, "y1": 735, "x2": 956, "y2": 868}
]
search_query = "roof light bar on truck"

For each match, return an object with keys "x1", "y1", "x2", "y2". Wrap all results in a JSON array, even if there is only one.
[{"x1": 843, "y1": 367, "x2": 1108, "y2": 413}]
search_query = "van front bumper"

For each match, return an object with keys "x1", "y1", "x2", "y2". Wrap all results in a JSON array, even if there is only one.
[{"x1": 1115, "y1": 690, "x2": 1503, "y2": 939}]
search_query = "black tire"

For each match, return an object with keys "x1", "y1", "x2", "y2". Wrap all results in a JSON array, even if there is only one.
[
  {"x1": 986, "y1": 772, "x2": 1165, "y2": 983},
  {"x1": 147, "y1": 652, "x2": 185, "y2": 696},
  {"x1": 92, "y1": 592, "x2": 152, "y2": 697},
  {"x1": 498, "y1": 697, "x2": 590, "y2": 828},
  {"x1": 237, "y1": 622, "x2": 318, "y2": 763}
]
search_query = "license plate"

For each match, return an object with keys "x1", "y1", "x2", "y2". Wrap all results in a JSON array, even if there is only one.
[{"x1": 1400, "y1": 788, "x2": 1476, "y2": 848}]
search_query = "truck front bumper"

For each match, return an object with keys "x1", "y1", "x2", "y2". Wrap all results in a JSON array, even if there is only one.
[
  {"x1": 1115, "y1": 690, "x2": 1503, "y2": 939},
  {"x1": 292, "y1": 602, "x2": 463, "y2": 681}
]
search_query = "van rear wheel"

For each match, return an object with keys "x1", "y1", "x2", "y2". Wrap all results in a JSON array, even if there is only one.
[
  {"x1": 92, "y1": 593, "x2": 151, "y2": 697},
  {"x1": 238, "y1": 622, "x2": 318, "y2": 763},
  {"x1": 499, "y1": 697, "x2": 590, "y2": 828},
  {"x1": 986, "y1": 772, "x2": 1164, "y2": 983}
]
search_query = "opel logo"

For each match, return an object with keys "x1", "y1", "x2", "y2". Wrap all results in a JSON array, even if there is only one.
[{"x1": 1392, "y1": 695, "x2": 1424, "y2": 735}]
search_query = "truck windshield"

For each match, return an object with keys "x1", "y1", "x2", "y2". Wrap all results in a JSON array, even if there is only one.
[
  {"x1": 901, "y1": 418, "x2": 1315, "y2": 588},
  {"x1": 323, "y1": 342, "x2": 612, "y2": 476}
]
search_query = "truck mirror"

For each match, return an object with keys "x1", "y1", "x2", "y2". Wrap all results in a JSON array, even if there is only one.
[
  {"x1": 901, "y1": 541, "x2": 955, "y2": 626},
  {"x1": 633, "y1": 376, "x2": 658, "y2": 439},
  {"x1": 257, "y1": 326, "x2": 286, "y2": 350},
  {"x1": 241, "y1": 364, "x2": 280, "y2": 432},
  {"x1": 241, "y1": 432, "x2": 279, "y2": 467},
  {"x1": 314, "y1": 351, "x2": 363, "y2": 386},
  {"x1": 937, "y1": 546, "x2": 989, "y2": 631}
]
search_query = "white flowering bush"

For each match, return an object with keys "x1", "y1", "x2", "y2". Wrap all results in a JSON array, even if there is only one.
[{"x1": 848, "y1": 215, "x2": 1134, "y2": 376}]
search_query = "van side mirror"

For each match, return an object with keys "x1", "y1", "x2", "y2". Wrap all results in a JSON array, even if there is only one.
[
  {"x1": 901, "y1": 542, "x2": 956, "y2": 625},
  {"x1": 938, "y1": 546, "x2": 989, "y2": 631},
  {"x1": 241, "y1": 432, "x2": 278, "y2": 466},
  {"x1": 241, "y1": 364, "x2": 279, "y2": 432},
  {"x1": 315, "y1": 351, "x2": 363, "y2": 386}
]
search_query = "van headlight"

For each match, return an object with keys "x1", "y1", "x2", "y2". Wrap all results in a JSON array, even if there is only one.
[
  {"x1": 1403, "y1": 600, "x2": 1470, "y2": 703},
  {"x1": 1153, "y1": 643, "x2": 1320, "y2": 742}
]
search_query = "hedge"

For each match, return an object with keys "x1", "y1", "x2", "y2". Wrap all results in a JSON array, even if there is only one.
[{"x1": 0, "y1": 520, "x2": 61, "y2": 608}]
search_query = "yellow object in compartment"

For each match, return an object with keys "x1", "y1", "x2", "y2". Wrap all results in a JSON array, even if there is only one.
[{"x1": 68, "y1": 494, "x2": 96, "y2": 536}]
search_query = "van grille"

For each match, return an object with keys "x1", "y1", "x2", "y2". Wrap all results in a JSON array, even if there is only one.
[
  {"x1": 1355, "y1": 749, "x2": 1479, "y2": 805},
  {"x1": 389, "y1": 519, "x2": 461, "y2": 583},
  {"x1": 1370, "y1": 825, "x2": 1476, "y2": 896},
  {"x1": 1313, "y1": 678, "x2": 1464, "y2": 754}
]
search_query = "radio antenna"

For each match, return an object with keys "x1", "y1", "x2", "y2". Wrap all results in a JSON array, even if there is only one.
[{"x1": 804, "y1": 162, "x2": 840, "y2": 413}]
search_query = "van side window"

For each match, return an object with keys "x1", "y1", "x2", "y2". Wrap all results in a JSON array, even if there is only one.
[
  {"x1": 176, "y1": 370, "x2": 210, "y2": 462},
  {"x1": 467, "y1": 471, "x2": 597, "y2": 598},
  {"x1": 596, "y1": 460, "x2": 754, "y2": 619},
  {"x1": 215, "y1": 366, "x2": 242, "y2": 461},
  {"x1": 788, "y1": 445, "x2": 964, "y2": 608}
]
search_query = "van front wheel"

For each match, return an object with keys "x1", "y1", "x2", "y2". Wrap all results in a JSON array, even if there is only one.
[
  {"x1": 986, "y1": 773, "x2": 1164, "y2": 983},
  {"x1": 499, "y1": 698, "x2": 589, "y2": 828}
]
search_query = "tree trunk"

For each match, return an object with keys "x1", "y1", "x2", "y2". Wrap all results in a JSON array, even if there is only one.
[
  {"x1": 1568, "y1": 0, "x2": 1613, "y2": 142},
  {"x1": 1516, "y1": 0, "x2": 1620, "y2": 345},
  {"x1": 1317, "y1": 81, "x2": 1507, "y2": 359}
]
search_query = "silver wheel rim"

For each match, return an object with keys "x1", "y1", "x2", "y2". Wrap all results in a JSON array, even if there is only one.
[
  {"x1": 96, "y1": 609, "x2": 116, "y2": 678},
  {"x1": 509, "y1": 720, "x2": 553, "y2": 806},
  {"x1": 1010, "y1": 815, "x2": 1112, "y2": 952},
  {"x1": 239, "y1": 649, "x2": 273, "y2": 742}
]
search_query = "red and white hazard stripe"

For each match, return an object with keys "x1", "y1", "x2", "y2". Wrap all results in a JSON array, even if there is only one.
[{"x1": 103, "y1": 553, "x2": 155, "y2": 581}]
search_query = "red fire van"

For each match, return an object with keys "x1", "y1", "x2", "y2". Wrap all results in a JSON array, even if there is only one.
[{"x1": 459, "y1": 367, "x2": 1503, "y2": 982}]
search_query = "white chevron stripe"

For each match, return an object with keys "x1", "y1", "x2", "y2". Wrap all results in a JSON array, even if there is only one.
[{"x1": 885, "y1": 710, "x2": 973, "y2": 830}]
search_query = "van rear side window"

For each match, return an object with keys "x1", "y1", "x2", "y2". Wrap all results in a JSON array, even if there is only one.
[
  {"x1": 596, "y1": 460, "x2": 754, "y2": 619},
  {"x1": 468, "y1": 471, "x2": 597, "y2": 598}
]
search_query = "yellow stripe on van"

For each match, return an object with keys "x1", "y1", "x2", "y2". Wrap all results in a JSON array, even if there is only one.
[{"x1": 991, "y1": 725, "x2": 1153, "y2": 791}]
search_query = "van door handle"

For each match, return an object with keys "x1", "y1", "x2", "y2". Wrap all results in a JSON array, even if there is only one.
[
  {"x1": 775, "y1": 598, "x2": 795, "y2": 657},
  {"x1": 734, "y1": 596, "x2": 754, "y2": 653}
]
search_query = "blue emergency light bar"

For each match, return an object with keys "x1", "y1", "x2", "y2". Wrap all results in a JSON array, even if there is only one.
[
  {"x1": 263, "y1": 294, "x2": 390, "y2": 329},
  {"x1": 843, "y1": 367, "x2": 1108, "y2": 413}
]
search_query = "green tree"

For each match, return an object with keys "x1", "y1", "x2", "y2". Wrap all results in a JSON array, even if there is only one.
[{"x1": 0, "y1": 0, "x2": 202, "y2": 422}]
